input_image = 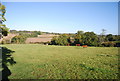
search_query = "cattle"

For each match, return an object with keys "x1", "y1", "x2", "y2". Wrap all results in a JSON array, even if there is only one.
[
  {"x1": 82, "y1": 45, "x2": 88, "y2": 48},
  {"x1": 67, "y1": 44, "x2": 70, "y2": 46},
  {"x1": 76, "y1": 44, "x2": 80, "y2": 46}
]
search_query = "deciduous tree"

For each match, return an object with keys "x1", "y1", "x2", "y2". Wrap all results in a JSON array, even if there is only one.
[{"x1": 0, "y1": 3, "x2": 9, "y2": 38}]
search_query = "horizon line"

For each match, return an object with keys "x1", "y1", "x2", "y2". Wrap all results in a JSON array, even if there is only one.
[{"x1": 9, "y1": 29, "x2": 119, "y2": 35}]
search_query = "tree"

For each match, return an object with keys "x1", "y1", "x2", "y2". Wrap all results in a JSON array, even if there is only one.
[
  {"x1": 11, "y1": 35, "x2": 26, "y2": 44},
  {"x1": 106, "y1": 34, "x2": 114, "y2": 41},
  {"x1": 51, "y1": 36, "x2": 58, "y2": 45},
  {"x1": 99, "y1": 29, "x2": 106, "y2": 43},
  {"x1": 0, "y1": 26, "x2": 9, "y2": 36},
  {"x1": 51, "y1": 34, "x2": 69, "y2": 46},
  {"x1": 74, "y1": 31, "x2": 84, "y2": 45},
  {"x1": 0, "y1": 3, "x2": 8, "y2": 38},
  {"x1": 83, "y1": 32, "x2": 99, "y2": 46},
  {"x1": 77, "y1": 31, "x2": 84, "y2": 35},
  {"x1": 114, "y1": 35, "x2": 120, "y2": 41},
  {"x1": 101, "y1": 29, "x2": 106, "y2": 36}
]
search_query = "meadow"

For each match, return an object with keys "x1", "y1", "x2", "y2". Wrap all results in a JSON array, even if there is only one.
[{"x1": 1, "y1": 44, "x2": 119, "y2": 79}]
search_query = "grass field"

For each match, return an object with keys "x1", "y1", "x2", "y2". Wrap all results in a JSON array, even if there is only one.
[{"x1": 1, "y1": 44, "x2": 119, "y2": 79}]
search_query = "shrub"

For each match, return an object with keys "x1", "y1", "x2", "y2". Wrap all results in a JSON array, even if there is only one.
[
  {"x1": 11, "y1": 35, "x2": 26, "y2": 44},
  {"x1": 115, "y1": 42, "x2": 120, "y2": 47},
  {"x1": 51, "y1": 34, "x2": 69, "y2": 46},
  {"x1": 101, "y1": 42, "x2": 116, "y2": 47},
  {"x1": 114, "y1": 41, "x2": 120, "y2": 47}
]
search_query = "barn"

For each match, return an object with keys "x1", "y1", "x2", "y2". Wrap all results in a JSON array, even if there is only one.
[
  {"x1": 0, "y1": 33, "x2": 19, "y2": 43},
  {"x1": 25, "y1": 34, "x2": 59, "y2": 44}
]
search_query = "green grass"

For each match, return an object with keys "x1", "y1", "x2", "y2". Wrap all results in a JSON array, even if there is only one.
[{"x1": 2, "y1": 44, "x2": 119, "y2": 79}]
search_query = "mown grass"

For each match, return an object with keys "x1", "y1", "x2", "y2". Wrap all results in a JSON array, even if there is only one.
[{"x1": 2, "y1": 44, "x2": 119, "y2": 79}]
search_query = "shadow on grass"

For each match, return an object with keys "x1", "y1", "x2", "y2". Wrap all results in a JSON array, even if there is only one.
[{"x1": 0, "y1": 47, "x2": 16, "y2": 81}]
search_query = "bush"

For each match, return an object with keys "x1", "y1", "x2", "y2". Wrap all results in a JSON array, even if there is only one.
[
  {"x1": 113, "y1": 41, "x2": 120, "y2": 47},
  {"x1": 51, "y1": 34, "x2": 69, "y2": 46},
  {"x1": 11, "y1": 35, "x2": 26, "y2": 44},
  {"x1": 115, "y1": 42, "x2": 120, "y2": 47},
  {"x1": 101, "y1": 42, "x2": 116, "y2": 47}
]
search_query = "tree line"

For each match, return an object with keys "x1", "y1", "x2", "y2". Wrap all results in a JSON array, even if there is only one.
[
  {"x1": 1, "y1": 29, "x2": 120, "y2": 47},
  {"x1": 50, "y1": 31, "x2": 120, "y2": 47}
]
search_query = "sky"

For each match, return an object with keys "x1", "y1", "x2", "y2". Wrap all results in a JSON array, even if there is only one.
[
  {"x1": 2, "y1": 2, "x2": 118, "y2": 35},
  {"x1": 2, "y1": 0, "x2": 120, "y2": 2}
]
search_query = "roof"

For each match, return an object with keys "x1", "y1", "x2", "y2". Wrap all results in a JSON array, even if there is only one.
[
  {"x1": 25, "y1": 38, "x2": 52, "y2": 43},
  {"x1": 38, "y1": 34, "x2": 59, "y2": 38},
  {"x1": 0, "y1": 33, "x2": 19, "y2": 42}
]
